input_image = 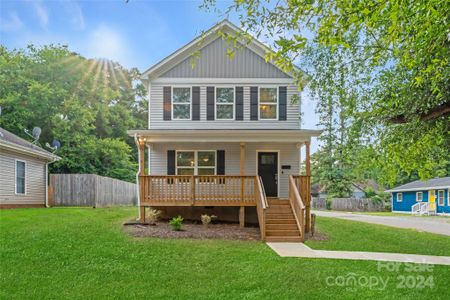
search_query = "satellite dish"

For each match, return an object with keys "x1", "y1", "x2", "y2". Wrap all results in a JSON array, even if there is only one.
[
  {"x1": 51, "y1": 139, "x2": 61, "y2": 150},
  {"x1": 45, "y1": 139, "x2": 61, "y2": 153},
  {"x1": 32, "y1": 127, "x2": 42, "y2": 141}
]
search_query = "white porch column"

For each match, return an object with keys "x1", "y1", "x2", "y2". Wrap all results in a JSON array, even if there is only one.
[{"x1": 239, "y1": 142, "x2": 245, "y2": 227}]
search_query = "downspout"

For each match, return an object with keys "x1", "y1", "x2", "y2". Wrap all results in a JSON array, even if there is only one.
[
  {"x1": 45, "y1": 157, "x2": 58, "y2": 208},
  {"x1": 134, "y1": 133, "x2": 142, "y2": 220}
]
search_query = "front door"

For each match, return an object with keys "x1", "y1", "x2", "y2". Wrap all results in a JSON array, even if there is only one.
[{"x1": 258, "y1": 152, "x2": 278, "y2": 197}]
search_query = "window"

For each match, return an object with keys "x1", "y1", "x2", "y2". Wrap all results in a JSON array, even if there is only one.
[
  {"x1": 176, "y1": 151, "x2": 216, "y2": 175},
  {"x1": 397, "y1": 193, "x2": 403, "y2": 202},
  {"x1": 216, "y1": 87, "x2": 234, "y2": 119},
  {"x1": 259, "y1": 87, "x2": 277, "y2": 119},
  {"x1": 437, "y1": 190, "x2": 445, "y2": 206},
  {"x1": 416, "y1": 192, "x2": 423, "y2": 202},
  {"x1": 15, "y1": 160, "x2": 26, "y2": 194},
  {"x1": 172, "y1": 87, "x2": 191, "y2": 119}
]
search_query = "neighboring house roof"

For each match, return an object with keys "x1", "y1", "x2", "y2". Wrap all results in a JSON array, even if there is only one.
[
  {"x1": 0, "y1": 127, "x2": 60, "y2": 161},
  {"x1": 385, "y1": 177, "x2": 450, "y2": 193},
  {"x1": 141, "y1": 19, "x2": 299, "y2": 80}
]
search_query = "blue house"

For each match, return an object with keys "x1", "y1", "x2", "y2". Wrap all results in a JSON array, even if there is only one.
[{"x1": 386, "y1": 177, "x2": 450, "y2": 215}]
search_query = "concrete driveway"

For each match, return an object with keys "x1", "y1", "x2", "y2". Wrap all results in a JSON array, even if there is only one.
[{"x1": 313, "y1": 211, "x2": 450, "y2": 236}]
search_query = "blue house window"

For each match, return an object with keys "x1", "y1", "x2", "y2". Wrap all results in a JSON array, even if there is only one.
[
  {"x1": 397, "y1": 193, "x2": 403, "y2": 202},
  {"x1": 416, "y1": 192, "x2": 423, "y2": 202},
  {"x1": 437, "y1": 190, "x2": 444, "y2": 206}
]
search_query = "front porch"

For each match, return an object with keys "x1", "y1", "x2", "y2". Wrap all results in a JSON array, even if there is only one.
[{"x1": 130, "y1": 129, "x2": 319, "y2": 241}]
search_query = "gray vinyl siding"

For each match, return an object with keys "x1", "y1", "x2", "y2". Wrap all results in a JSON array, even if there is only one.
[
  {"x1": 0, "y1": 149, "x2": 47, "y2": 205},
  {"x1": 149, "y1": 84, "x2": 300, "y2": 129},
  {"x1": 160, "y1": 38, "x2": 291, "y2": 78},
  {"x1": 149, "y1": 142, "x2": 299, "y2": 198}
]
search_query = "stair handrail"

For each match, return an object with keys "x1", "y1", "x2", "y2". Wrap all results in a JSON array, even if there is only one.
[
  {"x1": 255, "y1": 176, "x2": 268, "y2": 240},
  {"x1": 288, "y1": 175, "x2": 305, "y2": 242},
  {"x1": 411, "y1": 202, "x2": 421, "y2": 214}
]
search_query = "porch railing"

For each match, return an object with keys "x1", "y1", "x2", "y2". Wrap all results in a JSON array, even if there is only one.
[
  {"x1": 139, "y1": 175, "x2": 257, "y2": 206},
  {"x1": 292, "y1": 175, "x2": 311, "y2": 233},
  {"x1": 288, "y1": 175, "x2": 306, "y2": 241},
  {"x1": 255, "y1": 176, "x2": 268, "y2": 240}
]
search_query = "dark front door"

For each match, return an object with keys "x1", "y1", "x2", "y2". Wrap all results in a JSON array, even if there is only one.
[{"x1": 258, "y1": 152, "x2": 278, "y2": 197}]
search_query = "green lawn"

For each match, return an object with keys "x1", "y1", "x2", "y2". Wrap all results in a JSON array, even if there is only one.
[
  {"x1": 306, "y1": 217, "x2": 450, "y2": 256},
  {"x1": 1, "y1": 207, "x2": 449, "y2": 299}
]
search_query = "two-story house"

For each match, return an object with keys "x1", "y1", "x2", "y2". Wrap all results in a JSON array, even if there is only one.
[{"x1": 128, "y1": 20, "x2": 321, "y2": 242}]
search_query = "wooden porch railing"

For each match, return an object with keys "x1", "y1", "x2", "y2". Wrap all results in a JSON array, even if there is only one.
[
  {"x1": 292, "y1": 175, "x2": 311, "y2": 232},
  {"x1": 139, "y1": 175, "x2": 257, "y2": 206},
  {"x1": 255, "y1": 176, "x2": 268, "y2": 240},
  {"x1": 288, "y1": 176, "x2": 306, "y2": 241}
]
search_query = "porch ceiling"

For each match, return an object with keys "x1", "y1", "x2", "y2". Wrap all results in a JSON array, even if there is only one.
[{"x1": 128, "y1": 129, "x2": 322, "y2": 143}]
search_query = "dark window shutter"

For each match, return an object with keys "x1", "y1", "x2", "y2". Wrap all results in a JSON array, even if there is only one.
[
  {"x1": 217, "y1": 150, "x2": 225, "y2": 175},
  {"x1": 207, "y1": 86, "x2": 215, "y2": 120},
  {"x1": 250, "y1": 86, "x2": 258, "y2": 120},
  {"x1": 167, "y1": 150, "x2": 176, "y2": 175},
  {"x1": 279, "y1": 86, "x2": 287, "y2": 121},
  {"x1": 192, "y1": 86, "x2": 200, "y2": 120},
  {"x1": 163, "y1": 86, "x2": 171, "y2": 120},
  {"x1": 235, "y1": 87, "x2": 244, "y2": 120}
]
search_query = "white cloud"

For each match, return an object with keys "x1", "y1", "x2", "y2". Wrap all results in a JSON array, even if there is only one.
[
  {"x1": 63, "y1": 1, "x2": 85, "y2": 31},
  {"x1": 0, "y1": 11, "x2": 24, "y2": 32},
  {"x1": 34, "y1": 2, "x2": 49, "y2": 28}
]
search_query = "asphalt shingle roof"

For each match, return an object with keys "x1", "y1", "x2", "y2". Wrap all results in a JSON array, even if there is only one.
[
  {"x1": 0, "y1": 127, "x2": 59, "y2": 160},
  {"x1": 386, "y1": 177, "x2": 450, "y2": 192}
]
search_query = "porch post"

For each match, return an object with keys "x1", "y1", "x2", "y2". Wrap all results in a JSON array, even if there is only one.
[
  {"x1": 305, "y1": 140, "x2": 311, "y2": 233},
  {"x1": 139, "y1": 138, "x2": 146, "y2": 223},
  {"x1": 239, "y1": 142, "x2": 245, "y2": 227}
]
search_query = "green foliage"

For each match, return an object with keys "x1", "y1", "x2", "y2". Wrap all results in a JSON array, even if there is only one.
[
  {"x1": 169, "y1": 216, "x2": 184, "y2": 231},
  {"x1": 0, "y1": 45, "x2": 147, "y2": 181},
  {"x1": 204, "y1": 0, "x2": 450, "y2": 187}
]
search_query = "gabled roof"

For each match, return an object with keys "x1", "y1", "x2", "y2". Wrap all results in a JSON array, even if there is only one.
[
  {"x1": 141, "y1": 19, "x2": 298, "y2": 80},
  {"x1": 0, "y1": 127, "x2": 60, "y2": 161},
  {"x1": 385, "y1": 177, "x2": 450, "y2": 193}
]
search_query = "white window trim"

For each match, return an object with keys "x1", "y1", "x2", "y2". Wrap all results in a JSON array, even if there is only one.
[
  {"x1": 397, "y1": 192, "x2": 403, "y2": 202},
  {"x1": 416, "y1": 192, "x2": 423, "y2": 202},
  {"x1": 215, "y1": 86, "x2": 235, "y2": 120},
  {"x1": 175, "y1": 150, "x2": 217, "y2": 175},
  {"x1": 171, "y1": 86, "x2": 192, "y2": 120},
  {"x1": 437, "y1": 190, "x2": 445, "y2": 206},
  {"x1": 258, "y1": 86, "x2": 279, "y2": 120},
  {"x1": 15, "y1": 159, "x2": 26, "y2": 195}
]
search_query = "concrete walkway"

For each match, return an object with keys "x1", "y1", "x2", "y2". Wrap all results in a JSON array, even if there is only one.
[
  {"x1": 267, "y1": 243, "x2": 450, "y2": 266},
  {"x1": 314, "y1": 210, "x2": 450, "y2": 236}
]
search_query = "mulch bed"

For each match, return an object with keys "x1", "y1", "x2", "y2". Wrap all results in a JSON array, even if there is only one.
[
  {"x1": 306, "y1": 231, "x2": 329, "y2": 241},
  {"x1": 124, "y1": 220, "x2": 261, "y2": 241}
]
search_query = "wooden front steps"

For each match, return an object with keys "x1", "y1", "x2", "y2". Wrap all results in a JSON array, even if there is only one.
[{"x1": 265, "y1": 199, "x2": 303, "y2": 242}]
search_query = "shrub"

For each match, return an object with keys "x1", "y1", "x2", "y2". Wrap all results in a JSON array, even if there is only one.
[
  {"x1": 146, "y1": 208, "x2": 161, "y2": 225},
  {"x1": 326, "y1": 198, "x2": 333, "y2": 210},
  {"x1": 200, "y1": 214, "x2": 217, "y2": 228},
  {"x1": 169, "y1": 216, "x2": 183, "y2": 231}
]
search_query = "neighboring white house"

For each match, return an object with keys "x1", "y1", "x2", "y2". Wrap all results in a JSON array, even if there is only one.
[
  {"x1": 128, "y1": 20, "x2": 321, "y2": 242},
  {"x1": 0, "y1": 127, "x2": 60, "y2": 208}
]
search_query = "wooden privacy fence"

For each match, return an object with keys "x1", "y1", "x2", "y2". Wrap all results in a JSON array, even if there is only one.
[
  {"x1": 312, "y1": 197, "x2": 386, "y2": 212},
  {"x1": 49, "y1": 174, "x2": 137, "y2": 207}
]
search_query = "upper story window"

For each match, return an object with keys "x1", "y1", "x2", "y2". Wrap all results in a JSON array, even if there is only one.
[
  {"x1": 259, "y1": 87, "x2": 278, "y2": 119},
  {"x1": 216, "y1": 87, "x2": 234, "y2": 120},
  {"x1": 437, "y1": 190, "x2": 445, "y2": 205},
  {"x1": 176, "y1": 151, "x2": 216, "y2": 175},
  {"x1": 15, "y1": 160, "x2": 26, "y2": 194},
  {"x1": 416, "y1": 192, "x2": 423, "y2": 202},
  {"x1": 172, "y1": 87, "x2": 191, "y2": 120},
  {"x1": 396, "y1": 193, "x2": 402, "y2": 202}
]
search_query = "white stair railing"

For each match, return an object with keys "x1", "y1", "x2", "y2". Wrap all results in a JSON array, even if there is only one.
[{"x1": 411, "y1": 203, "x2": 421, "y2": 215}]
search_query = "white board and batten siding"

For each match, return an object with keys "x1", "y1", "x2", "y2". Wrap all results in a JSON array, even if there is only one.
[
  {"x1": 0, "y1": 148, "x2": 47, "y2": 205},
  {"x1": 149, "y1": 142, "x2": 299, "y2": 198}
]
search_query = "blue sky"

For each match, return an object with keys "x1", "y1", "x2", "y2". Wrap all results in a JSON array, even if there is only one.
[{"x1": 0, "y1": 0, "x2": 319, "y2": 151}]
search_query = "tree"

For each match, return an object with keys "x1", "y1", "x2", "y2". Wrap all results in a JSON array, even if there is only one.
[
  {"x1": 0, "y1": 45, "x2": 147, "y2": 182},
  {"x1": 203, "y1": 0, "x2": 450, "y2": 186}
]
